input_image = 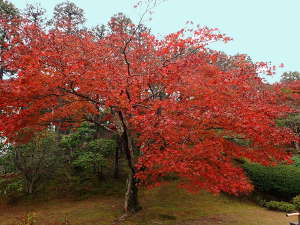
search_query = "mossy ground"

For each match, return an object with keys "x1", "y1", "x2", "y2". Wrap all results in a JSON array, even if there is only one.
[{"x1": 0, "y1": 182, "x2": 294, "y2": 225}]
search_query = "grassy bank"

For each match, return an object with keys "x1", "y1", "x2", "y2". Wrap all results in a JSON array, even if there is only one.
[{"x1": 0, "y1": 183, "x2": 293, "y2": 225}]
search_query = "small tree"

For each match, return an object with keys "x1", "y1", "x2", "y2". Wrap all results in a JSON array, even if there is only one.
[
  {"x1": 73, "y1": 139, "x2": 117, "y2": 179},
  {"x1": 61, "y1": 122, "x2": 117, "y2": 180},
  {"x1": 13, "y1": 131, "x2": 60, "y2": 194}
]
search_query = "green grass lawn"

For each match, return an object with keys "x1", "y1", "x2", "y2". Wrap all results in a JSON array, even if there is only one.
[{"x1": 0, "y1": 182, "x2": 295, "y2": 225}]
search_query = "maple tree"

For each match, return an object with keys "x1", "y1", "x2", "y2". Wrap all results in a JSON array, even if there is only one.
[{"x1": 0, "y1": 6, "x2": 297, "y2": 213}]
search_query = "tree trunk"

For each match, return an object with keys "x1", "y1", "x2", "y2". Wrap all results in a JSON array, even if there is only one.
[
  {"x1": 99, "y1": 164, "x2": 103, "y2": 180},
  {"x1": 113, "y1": 139, "x2": 120, "y2": 179},
  {"x1": 295, "y1": 142, "x2": 300, "y2": 153},
  {"x1": 118, "y1": 111, "x2": 141, "y2": 214},
  {"x1": 124, "y1": 172, "x2": 140, "y2": 214},
  {"x1": 95, "y1": 163, "x2": 103, "y2": 181},
  {"x1": 122, "y1": 135, "x2": 141, "y2": 214},
  {"x1": 26, "y1": 179, "x2": 35, "y2": 194},
  {"x1": 0, "y1": 67, "x2": 3, "y2": 80},
  {"x1": 28, "y1": 183, "x2": 33, "y2": 194}
]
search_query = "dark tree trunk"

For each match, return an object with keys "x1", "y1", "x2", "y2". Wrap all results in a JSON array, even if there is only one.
[
  {"x1": 27, "y1": 181, "x2": 34, "y2": 194},
  {"x1": 295, "y1": 142, "x2": 300, "y2": 152},
  {"x1": 98, "y1": 164, "x2": 103, "y2": 180},
  {"x1": 94, "y1": 163, "x2": 102, "y2": 181},
  {"x1": 25, "y1": 177, "x2": 37, "y2": 194},
  {"x1": 124, "y1": 172, "x2": 140, "y2": 213},
  {"x1": 118, "y1": 111, "x2": 141, "y2": 214},
  {"x1": 122, "y1": 138, "x2": 141, "y2": 213},
  {"x1": 0, "y1": 67, "x2": 3, "y2": 80},
  {"x1": 113, "y1": 139, "x2": 120, "y2": 179}
]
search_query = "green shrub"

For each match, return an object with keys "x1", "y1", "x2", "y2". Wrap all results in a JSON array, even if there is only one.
[
  {"x1": 265, "y1": 201, "x2": 296, "y2": 212},
  {"x1": 292, "y1": 195, "x2": 300, "y2": 210},
  {"x1": 292, "y1": 156, "x2": 300, "y2": 168},
  {"x1": 0, "y1": 174, "x2": 24, "y2": 203},
  {"x1": 243, "y1": 162, "x2": 300, "y2": 200}
]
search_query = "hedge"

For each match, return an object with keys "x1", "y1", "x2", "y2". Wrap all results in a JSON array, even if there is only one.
[
  {"x1": 265, "y1": 201, "x2": 296, "y2": 212},
  {"x1": 243, "y1": 162, "x2": 300, "y2": 200}
]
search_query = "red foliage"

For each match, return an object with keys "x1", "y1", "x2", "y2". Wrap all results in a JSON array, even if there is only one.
[
  {"x1": 283, "y1": 80, "x2": 300, "y2": 102},
  {"x1": 0, "y1": 17, "x2": 296, "y2": 195}
]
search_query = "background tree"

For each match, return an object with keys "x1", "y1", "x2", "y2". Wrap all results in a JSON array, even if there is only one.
[
  {"x1": 60, "y1": 122, "x2": 117, "y2": 180},
  {"x1": 13, "y1": 131, "x2": 60, "y2": 194},
  {"x1": 50, "y1": 1, "x2": 86, "y2": 33},
  {"x1": 0, "y1": 0, "x2": 18, "y2": 80},
  {"x1": 277, "y1": 114, "x2": 300, "y2": 152},
  {"x1": 281, "y1": 71, "x2": 300, "y2": 83},
  {"x1": 278, "y1": 71, "x2": 300, "y2": 152},
  {"x1": 22, "y1": 3, "x2": 46, "y2": 26},
  {"x1": 0, "y1": 142, "x2": 15, "y2": 174}
]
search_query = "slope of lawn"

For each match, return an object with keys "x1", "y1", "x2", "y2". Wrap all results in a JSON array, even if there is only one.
[{"x1": 0, "y1": 182, "x2": 294, "y2": 225}]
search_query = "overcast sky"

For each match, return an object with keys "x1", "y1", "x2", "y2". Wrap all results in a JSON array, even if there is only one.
[{"x1": 11, "y1": 0, "x2": 300, "y2": 83}]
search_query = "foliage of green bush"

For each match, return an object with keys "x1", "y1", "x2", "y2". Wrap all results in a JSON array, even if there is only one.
[
  {"x1": 0, "y1": 174, "x2": 24, "y2": 203},
  {"x1": 292, "y1": 156, "x2": 300, "y2": 168},
  {"x1": 243, "y1": 162, "x2": 300, "y2": 200},
  {"x1": 0, "y1": 122, "x2": 121, "y2": 203},
  {"x1": 61, "y1": 123, "x2": 116, "y2": 171},
  {"x1": 292, "y1": 195, "x2": 300, "y2": 210},
  {"x1": 265, "y1": 201, "x2": 296, "y2": 212}
]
